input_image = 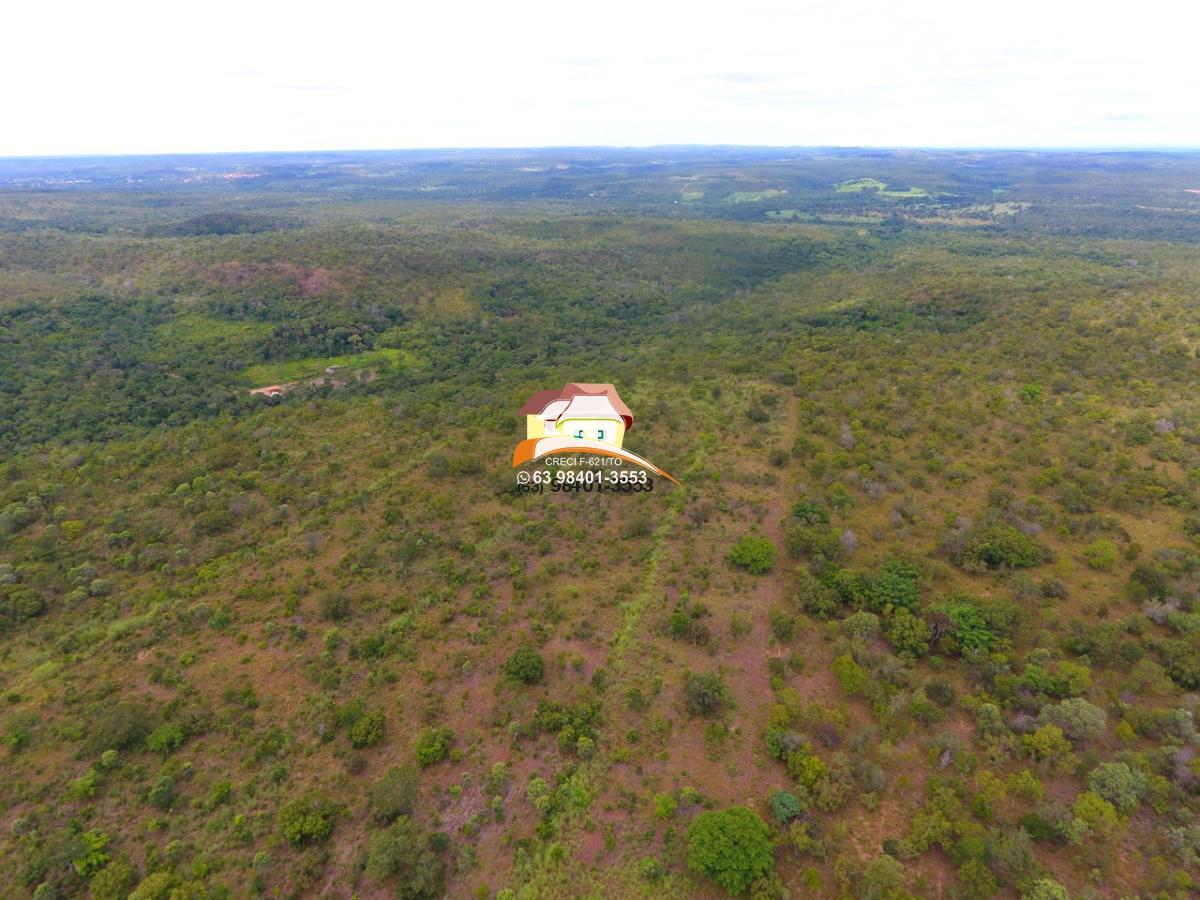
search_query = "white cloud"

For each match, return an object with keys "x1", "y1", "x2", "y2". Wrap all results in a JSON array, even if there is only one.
[{"x1": 4, "y1": 0, "x2": 1199, "y2": 154}]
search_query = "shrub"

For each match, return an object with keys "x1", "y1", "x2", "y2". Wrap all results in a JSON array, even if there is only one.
[
  {"x1": 769, "y1": 789, "x2": 806, "y2": 823},
  {"x1": 72, "y1": 829, "x2": 110, "y2": 876},
  {"x1": 687, "y1": 806, "x2": 774, "y2": 894},
  {"x1": 414, "y1": 726, "x2": 455, "y2": 766},
  {"x1": 841, "y1": 611, "x2": 881, "y2": 641},
  {"x1": 770, "y1": 609, "x2": 796, "y2": 643},
  {"x1": 1071, "y1": 790, "x2": 1120, "y2": 840},
  {"x1": 278, "y1": 790, "x2": 340, "y2": 846},
  {"x1": 503, "y1": 644, "x2": 545, "y2": 685},
  {"x1": 1022, "y1": 724, "x2": 1073, "y2": 762},
  {"x1": 863, "y1": 560, "x2": 922, "y2": 611},
  {"x1": 1087, "y1": 762, "x2": 1146, "y2": 814},
  {"x1": 348, "y1": 710, "x2": 386, "y2": 749},
  {"x1": 832, "y1": 654, "x2": 868, "y2": 695},
  {"x1": 369, "y1": 766, "x2": 420, "y2": 823},
  {"x1": 146, "y1": 723, "x2": 184, "y2": 754},
  {"x1": 1081, "y1": 539, "x2": 1118, "y2": 570},
  {"x1": 85, "y1": 702, "x2": 152, "y2": 754},
  {"x1": 939, "y1": 599, "x2": 999, "y2": 654},
  {"x1": 1021, "y1": 879, "x2": 1071, "y2": 900},
  {"x1": 683, "y1": 671, "x2": 731, "y2": 717},
  {"x1": 1037, "y1": 698, "x2": 1107, "y2": 742},
  {"x1": 730, "y1": 535, "x2": 776, "y2": 574},
  {"x1": 884, "y1": 608, "x2": 931, "y2": 657},
  {"x1": 364, "y1": 816, "x2": 445, "y2": 898},
  {"x1": 957, "y1": 524, "x2": 1044, "y2": 570},
  {"x1": 89, "y1": 856, "x2": 138, "y2": 900},
  {"x1": 857, "y1": 854, "x2": 909, "y2": 900},
  {"x1": 791, "y1": 500, "x2": 830, "y2": 525},
  {"x1": 652, "y1": 792, "x2": 677, "y2": 820},
  {"x1": 148, "y1": 775, "x2": 176, "y2": 810},
  {"x1": 320, "y1": 590, "x2": 352, "y2": 622}
]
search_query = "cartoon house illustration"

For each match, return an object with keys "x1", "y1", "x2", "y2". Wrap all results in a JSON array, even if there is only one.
[
  {"x1": 521, "y1": 383, "x2": 632, "y2": 447},
  {"x1": 512, "y1": 383, "x2": 678, "y2": 483}
]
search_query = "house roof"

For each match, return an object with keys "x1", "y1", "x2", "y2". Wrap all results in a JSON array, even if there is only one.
[{"x1": 519, "y1": 383, "x2": 633, "y2": 429}]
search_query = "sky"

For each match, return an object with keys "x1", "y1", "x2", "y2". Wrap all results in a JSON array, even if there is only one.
[{"x1": 6, "y1": 0, "x2": 1200, "y2": 156}]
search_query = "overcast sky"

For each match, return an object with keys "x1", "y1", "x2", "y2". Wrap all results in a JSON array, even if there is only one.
[{"x1": 5, "y1": 0, "x2": 1198, "y2": 156}]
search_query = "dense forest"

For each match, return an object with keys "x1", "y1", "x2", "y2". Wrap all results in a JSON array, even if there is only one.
[{"x1": 3, "y1": 147, "x2": 1200, "y2": 899}]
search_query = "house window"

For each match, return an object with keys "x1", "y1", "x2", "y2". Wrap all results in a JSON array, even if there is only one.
[{"x1": 597, "y1": 429, "x2": 605, "y2": 441}]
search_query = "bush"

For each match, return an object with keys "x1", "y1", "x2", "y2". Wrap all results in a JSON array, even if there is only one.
[
  {"x1": 364, "y1": 816, "x2": 445, "y2": 898},
  {"x1": 730, "y1": 535, "x2": 776, "y2": 575},
  {"x1": 370, "y1": 766, "x2": 420, "y2": 823},
  {"x1": 864, "y1": 560, "x2": 922, "y2": 611},
  {"x1": 278, "y1": 790, "x2": 340, "y2": 846},
  {"x1": 503, "y1": 644, "x2": 545, "y2": 685},
  {"x1": 89, "y1": 856, "x2": 138, "y2": 900},
  {"x1": 857, "y1": 854, "x2": 909, "y2": 900},
  {"x1": 687, "y1": 806, "x2": 774, "y2": 894},
  {"x1": 414, "y1": 726, "x2": 455, "y2": 766},
  {"x1": 884, "y1": 608, "x2": 932, "y2": 657},
  {"x1": 348, "y1": 710, "x2": 386, "y2": 749},
  {"x1": 1037, "y1": 698, "x2": 1107, "y2": 742},
  {"x1": 148, "y1": 775, "x2": 176, "y2": 810},
  {"x1": 1022, "y1": 725, "x2": 1073, "y2": 762},
  {"x1": 769, "y1": 789, "x2": 806, "y2": 823},
  {"x1": 652, "y1": 792, "x2": 677, "y2": 820},
  {"x1": 320, "y1": 590, "x2": 352, "y2": 622},
  {"x1": 957, "y1": 523, "x2": 1044, "y2": 570},
  {"x1": 1021, "y1": 879, "x2": 1071, "y2": 900},
  {"x1": 146, "y1": 723, "x2": 184, "y2": 754},
  {"x1": 832, "y1": 654, "x2": 868, "y2": 695},
  {"x1": 85, "y1": 702, "x2": 152, "y2": 755},
  {"x1": 683, "y1": 671, "x2": 731, "y2": 717},
  {"x1": 1081, "y1": 539, "x2": 1118, "y2": 570},
  {"x1": 1087, "y1": 761, "x2": 1146, "y2": 814}
]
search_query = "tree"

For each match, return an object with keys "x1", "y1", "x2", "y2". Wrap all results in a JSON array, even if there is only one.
[
  {"x1": 1081, "y1": 539, "x2": 1117, "y2": 570},
  {"x1": 278, "y1": 790, "x2": 339, "y2": 846},
  {"x1": 349, "y1": 710, "x2": 386, "y2": 748},
  {"x1": 957, "y1": 524, "x2": 1043, "y2": 571},
  {"x1": 369, "y1": 766, "x2": 421, "y2": 824},
  {"x1": 1070, "y1": 790, "x2": 1120, "y2": 841},
  {"x1": 864, "y1": 560, "x2": 922, "y2": 612},
  {"x1": 414, "y1": 726, "x2": 455, "y2": 766},
  {"x1": 365, "y1": 816, "x2": 445, "y2": 899},
  {"x1": 684, "y1": 671, "x2": 731, "y2": 717},
  {"x1": 89, "y1": 856, "x2": 138, "y2": 900},
  {"x1": 687, "y1": 806, "x2": 774, "y2": 894},
  {"x1": 857, "y1": 854, "x2": 911, "y2": 900},
  {"x1": 769, "y1": 789, "x2": 806, "y2": 823},
  {"x1": 1021, "y1": 879, "x2": 1071, "y2": 900},
  {"x1": 145, "y1": 723, "x2": 184, "y2": 754},
  {"x1": 1037, "y1": 698, "x2": 1107, "y2": 742},
  {"x1": 833, "y1": 654, "x2": 868, "y2": 695},
  {"x1": 1022, "y1": 724, "x2": 1073, "y2": 762},
  {"x1": 1087, "y1": 762, "x2": 1145, "y2": 814},
  {"x1": 955, "y1": 858, "x2": 999, "y2": 900},
  {"x1": 884, "y1": 608, "x2": 932, "y2": 657},
  {"x1": 503, "y1": 644, "x2": 545, "y2": 685},
  {"x1": 730, "y1": 535, "x2": 776, "y2": 574}
]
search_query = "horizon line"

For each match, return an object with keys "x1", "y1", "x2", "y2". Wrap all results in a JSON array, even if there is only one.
[{"x1": 4, "y1": 142, "x2": 1200, "y2": 162}]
